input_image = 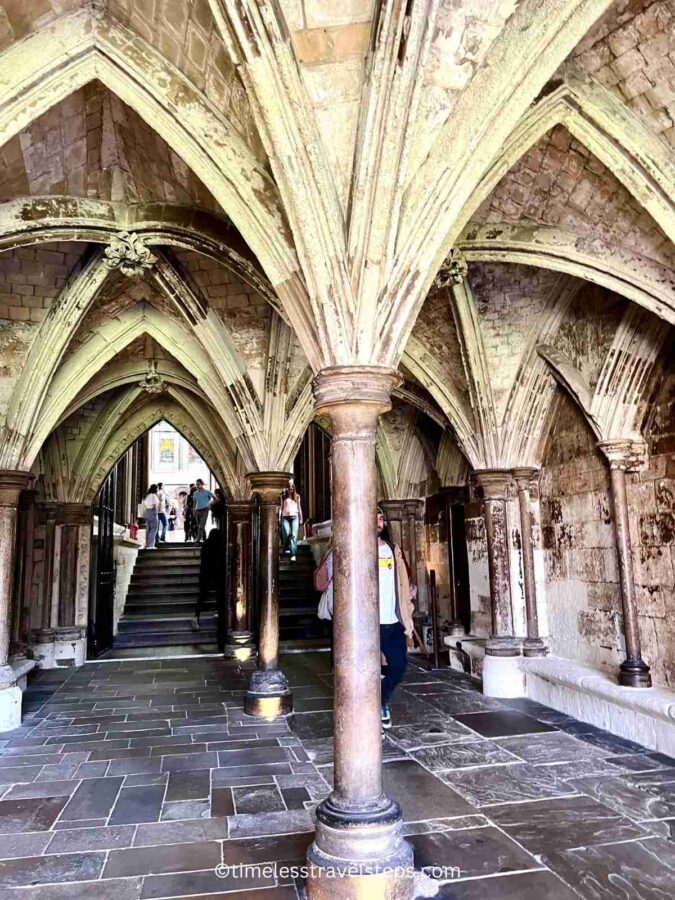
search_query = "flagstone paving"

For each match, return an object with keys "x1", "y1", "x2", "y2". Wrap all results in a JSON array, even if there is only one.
[{"x1": 0, "y1": 653, "x2": 673, "y2": 898}]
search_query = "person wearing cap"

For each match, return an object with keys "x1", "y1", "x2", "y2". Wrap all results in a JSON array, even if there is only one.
[{"x1": 377, "y1": 507, "x2": 415, "y2": 730}]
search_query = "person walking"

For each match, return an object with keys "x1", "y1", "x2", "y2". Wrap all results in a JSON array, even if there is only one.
[
  {"x1": 313, "y1": 508, "x2": 414, "y2": 731},
  {"x1": 157, "y1": 482, "x2": 169, "y2": 543},
  {"x1": 191, "y1": 529, "x2": 224, "y2": 633},
  {"x1": 143, "y1": 484, "x2": 161, "y2": 550},
  {"x1": 377, "y1": 507, "x2": 414, "y2": 729},
  {"x1": 210, "y1": 487, "x2": 226, "y2": 530},
  {"x1": 184, "y1": 484, "x2": 196, "y2": 542},
  {"x1": 280, "y1": 481, "x2": 303, "y2": 561},
  {"x1": 193, "y1": 478, "x2": 214, "y2": 543}
]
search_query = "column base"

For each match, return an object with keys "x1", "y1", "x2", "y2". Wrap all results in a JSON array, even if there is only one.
[
  {"x1": 523, "y1": 637, "x2": 549, "y2": 658},
  {"x1": 244, "y1": 668, "x2": 293, "y2": 717},
  {"x1": 306, "y1": 797, "x2": 413, "y2": 899},
  {"x1": 0, "y1": 667, "x2": 22, "y2": 731},
  {"x1": 619, "y1": 657, "x2": 652, "y2": 688},
  {"x1": 29, "y1": 629, "x2": 56, "y2": 669},
  {"x1": 446, "y1": 620, "x2": 466, "y2": 638},
  {"x1": 54, "y1": 628, "x2": 86, "y2": 667},
  {"x1": 224, "y1": 631, "x2": 256, "y2": 662},
  {"x1": 483, "y1": 640, "x2": 524, "y2": 698}
]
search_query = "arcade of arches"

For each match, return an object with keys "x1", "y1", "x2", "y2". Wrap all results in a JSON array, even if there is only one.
[{"x1": 0, "y1": 1, "x2": 674, "y2": 897}]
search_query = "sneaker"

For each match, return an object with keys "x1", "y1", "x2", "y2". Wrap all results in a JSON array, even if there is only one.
[
  {"x1": 381, "y1": 704, "x2": 391, "y2": 729},
  {"x1": 284, "y1": 550, "x2": 291, "y2": 555},
  {"x1": 191, "y1": 617, "x2": 200, "y2": 631},
  {"x1": 290, "y1": 555, "x2": 296, "y2": 562}
]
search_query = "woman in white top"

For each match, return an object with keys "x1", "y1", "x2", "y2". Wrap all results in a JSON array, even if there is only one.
[
  {"x1": 143, "y1": 484, "x2": 161, "y2": 550},
  {"x1": 279, "y1": 482, "x2": 303, "y2": 561}
]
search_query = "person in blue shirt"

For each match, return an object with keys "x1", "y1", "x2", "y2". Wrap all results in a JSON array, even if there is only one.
[{"x1": 193, "y1": 478, "x2": 214, "y2": 543}]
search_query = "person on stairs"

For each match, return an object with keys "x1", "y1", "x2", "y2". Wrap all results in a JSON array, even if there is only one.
[
  {"x1": 377, "y1": 506, "x2": 414, "y2": 731},
  {"x1": 157, "y1": 482, "x2": 169, "y2": 543},
  {"x1": 192, "y1": 529, "x2": 224, "y2": 632},
  {"x1": 193, "y1": 478, "x2": 214, "y2": 543},
  {"x1": 280, "y1": 481, "x2": 303, "y2": 561},
  {"x1": 143, "y1": 484, "x2": 161, "y2": 550}
]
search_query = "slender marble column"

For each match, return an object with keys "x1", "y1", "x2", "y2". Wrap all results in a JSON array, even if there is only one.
[
  {"x1": 225, "y1": 500, "x2": 255, "y2": 661},
  {"x1": 474, "y1": 470, "x2": 519, "y2": 655},
  {"x1": 306, "y1": 367, "x2": 413, "y2": 900},
  {"x1": 10, "y1": 489, "x2": 36, "y2": 657},
  {"x1": 55, "y1": 503, "x2": 90, "y2": 667},
  {"x1": 244, "y1": 472, "x2": 293, "y2": 716},
  {"x1": 598, "y1": 440, "x2": 651, "y2": 688},
  {"x1": 405, "y1": 499, "x2": 428, "y2": 615},
  {"x1": 512, "y1": 468, "x2": 547, "y2": 657},
  {"x1": 0, "y1": 471, "x2": 34, "y2": 729},
  {"x1": 378, "y1": 500, "x2": 405, "y2": 549}
]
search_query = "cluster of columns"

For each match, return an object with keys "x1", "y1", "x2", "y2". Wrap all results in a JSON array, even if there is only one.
[
  {"x1": 379, "y1": 499, "x2": 428, "y2": 614},
  {"x1": 475, "y1": 446, "x2": 651, "y2": 696}
]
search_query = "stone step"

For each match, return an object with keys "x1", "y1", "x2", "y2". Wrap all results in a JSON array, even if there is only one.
[
  {"x1": 118, "y1": 613, "x2": 216, "y2": 633},
  {"x1": 113, "y1": 630, "x2": 219, "y2": 648}
]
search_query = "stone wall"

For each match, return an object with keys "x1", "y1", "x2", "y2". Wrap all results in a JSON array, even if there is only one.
[{"x1": 540, "y1": 387, "x2": 675, "y2": 687}]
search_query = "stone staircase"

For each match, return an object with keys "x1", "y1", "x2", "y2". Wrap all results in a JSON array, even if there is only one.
[
  {"x1": 114, "y1": 544, "x2": 219, "y2": 649},
  {"x1": 279, "y1": 544, "x2": 329, "y2": 647}
]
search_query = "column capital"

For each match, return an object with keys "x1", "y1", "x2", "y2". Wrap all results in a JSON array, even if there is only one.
[
  {"x1": 0, "y1": 470, "x2": 34, "y2": 507},
  {"x1": 474, "y1": 468, "x2": 512, "y2": 499},
  {"x1": 247, "y1": 471, "x2": 292, "y2": 502},
  {"x1": 313, "y1": 365, "x2": 401, "y2": 416},
  {"x1": 57, "y1": 503, "x2": 92, "y2": 526},
  {"x1": 39, "y1": 502, "x2": 59, "y2": 522},
  {"x1": 227, "y1": 499, "x2": 253, "y2": 522},
  {"x1": 512, "y1": 467, "x2": 540, "y2": 490},
  {"x1": 379, "y1": 499, "x2": 407, "y2": 521},
  {"x1": 404, "y1": 499, "x2": 425, "y2": 519},
  {"x1": 598, "y1": 439, "x2": 647, "y2": 472}
]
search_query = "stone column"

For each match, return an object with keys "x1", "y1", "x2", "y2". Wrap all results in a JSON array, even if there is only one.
[
  {"x1": 379, "y1": 500, "x2": 405, "y2": 549},
  {"x1": 306, "y1": 367, "x2": 413, "y2": 899},
  {"x1": 442, "y1": 486, "x2": 467, "y2": 637},
  {"x1": 598, "y1": 440, "x2": 651, "y2": 688},
  {"x1": 244, "y1": 472, "x2": 293, "y2": 716},
  {"x1": 30, "y1": 502, "x2": 59, "y2": 668},
  {"x1": 0, "y1": 470, "x2": 34, "y2": 729},
  {"x1": 54, "y1": 503, "x2": 90, "y2": 667},
  {"x1": 10, "y1": 489, "x2": 36, "y2": 658},
  {"x1": 474, "y1": 469, "x2": 522, "y2": 698},
  {"x1": 405, "y1": 499, "x2": 428, "y2": 615},
  {"x1": 513, "y1": 468, "x2": 547, "y2": 658},
  {"x1": 225, "y1": 500, "x2": 255, "y2": 661}
]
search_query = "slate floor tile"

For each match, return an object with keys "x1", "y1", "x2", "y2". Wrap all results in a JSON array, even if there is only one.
[
  {"x1": 454, "y1": 711, "x2": 557, "y2": 738},
  {"x1": 166, "y1": 770, "x2": 210, "y2": 801},
  {"x1": 0, "y1": 796, "x2": 68, "y2": 833},
  {"x1": 543, "y1": 837, "x2": 675, "y2": 899},
  {"x1": 441, "y1": 763, "x2": 575, "y2": 807},
  {"x1": 408, "y1": 825, "x2": 541, "y2": 880},
  {"x1": 46, "y1": 824, "x2": 136, "y2": 853},
  {"x1": 109, "y1": 784, "x2": 165, "y2": 825},
  {"x1": 488, "y1": 794, "x2": 650, "y2": 853},
  {"x1": 61, "y1": 776, "x2": 123, "y2": 820},
  {"x1": 383, "y1": 760, "x2": 478, "y2": 821},
  {"x1": 569, "y1": 770, "x2": 675, "y2": 822},
  {"x1": 411, "y1": 740, "x2": 519, "y2": 771},
  {"x1": 0, "y1": 850, "x2": 106, "y2": 886},
  {"x1": 434, "y1": 870, "x2": 580, "y2": 899},
  {"x1": 160, "y1": 799, "x2": 210, "y2": 821},
  {"x1": 103, "y1": 840, "x2": 221, "y2": 878},
  {"x1": 494, "y1": 732, "x2": 608, "y2": 765},
  {"x1": 232, "y1": 785, "x2": 286, "y2": 814}
]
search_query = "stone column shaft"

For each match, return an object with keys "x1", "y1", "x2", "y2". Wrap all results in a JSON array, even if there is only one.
[
  {"x1": 0, "y1": 471, "x2": 34, "y2": 729},
  {"x1": 475, "y1": 470, "x2": 517, "y2": 655},
  {"x1": 225, "y1": 501, "x2": 255, "y2": 661},
  {"x1": 513, "y1": 468, "x2": 547, "y2": 657},
  {"x1": 244, "y1": 473, "x2": 293, "y2": 716},
  {"x1": 306, "y1": 366, "x2": 413, "y2": 899},
  {"x1": 599, "y1": 441, "x2": 651, "y2": 688}
]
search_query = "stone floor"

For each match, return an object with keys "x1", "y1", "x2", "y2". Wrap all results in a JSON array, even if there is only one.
[{"x1": 0, "y1": 654, "x2": 674, "y2": 898}]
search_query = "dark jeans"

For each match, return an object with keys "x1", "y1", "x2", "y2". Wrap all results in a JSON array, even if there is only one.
[
  {"x1": 158, "y1": 512, "x2": 168, "y2": 541},
  {"x1": 380, "y1": 622, "x2": 407, "y2": 705}
]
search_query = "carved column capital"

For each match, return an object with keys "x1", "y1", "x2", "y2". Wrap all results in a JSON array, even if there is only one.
[
  {"x1": 57, "y1": 503, "x2": 92, "y2": 526},
  {"x1": 379, "y1": 500, "x2": 407, "y2": 522},
  {"x1": 474, "y1": 468, "x2": 512, "y2": 499},
  {"x1": 313, "y1": 366, "x2": 401, "y2": 427},
  {"x1": 247, "y1": 471, "x2": 292, "y2": 503},
  {"x1": 227, "y1": 499, "x2": 253, "y2": 522},
  {"x1": 0, "y1": 471, "x2": 34, "y2": 507},
  {"x1": 404, "y1": 499, "x2": 425, "y2": 520},
  {"x1": 512, "y1": 467, "x2": 540, "y2": 490},
  {"x1": 598, "y1": 439, "x2": 647, "y2": 472}
]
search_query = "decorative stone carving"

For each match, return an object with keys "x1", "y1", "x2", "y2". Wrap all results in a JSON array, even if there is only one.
[
  {"x1": 433, "y1": 248, "x2": 468, "y2": 290},
  {"x1": 598, "y1": 439, "x2": 647, "y2": 472},
  {"x1": 138, "y1": 361, "x2": 166, "y2": 394},
  {"x1": 103, "y1": 231, "x2": 157, "y2": 276}
]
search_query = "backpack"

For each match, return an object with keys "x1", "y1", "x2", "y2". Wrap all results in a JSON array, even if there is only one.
[{"x1": 314, "y1": 551, "x2": 332, "y2": 593}]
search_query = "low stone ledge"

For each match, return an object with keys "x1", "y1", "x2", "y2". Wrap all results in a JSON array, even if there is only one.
[
  {"x1": 523, "y1": 656, "x2": 675, "y2": 756},
  {"x1": 444, "y1": 635, "x2": 485, "y2": 680},
  {"x1": 10, "y1": 656, "x2": 36, "y2": 691}
]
